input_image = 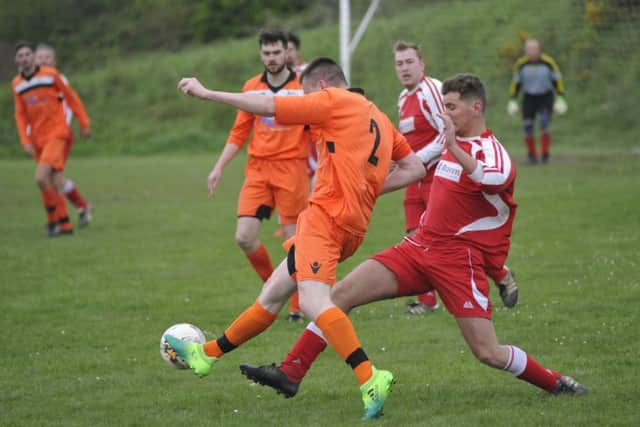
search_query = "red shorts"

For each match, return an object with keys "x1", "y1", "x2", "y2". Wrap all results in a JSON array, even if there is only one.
[
  {"x1": 238, "y1": 157, "x2": 309, "y2": 224},
  {"x1": 283, "y1": 203, "x2": 363, "y2": 285},
  {"x1": 372, "y1": 238, "x2": 493, "y2": 319},
  {"x1": 403, "y1": 167, "x2": 434, "y2": 232}
]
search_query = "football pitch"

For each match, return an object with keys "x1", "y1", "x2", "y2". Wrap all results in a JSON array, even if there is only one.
[{"x1": 1, "y1": 151, "x2": 638, "y2": 426}]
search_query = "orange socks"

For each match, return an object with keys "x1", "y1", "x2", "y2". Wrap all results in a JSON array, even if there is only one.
[
  {"x1": 55, "y1": 194, "x2": 73, "y2": 231},
  {"x1": 203, "y1": 301, "x2": 277, "y2": 358},
  {"x1": 316, "y1": 307, "x2": 373, "y2": 385},
  {"x1": 246, "y1": 244, "x2": 274, "y2": 282},
  {"x1": 40, "y1": 187, "x2": 58, "y2": 225}
]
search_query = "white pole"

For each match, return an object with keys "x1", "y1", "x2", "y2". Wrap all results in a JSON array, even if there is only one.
[
  {"x1": 349, "y1": 0, "x2": 380, "y2": 54},
  {"x1": 339, "y1": 0, "x2": 351, "y2": 85}
]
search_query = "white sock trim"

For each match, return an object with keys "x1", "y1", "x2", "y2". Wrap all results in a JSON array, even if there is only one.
[
  {"x1": 306, "y1": 321, "x2": 327, "y2": 343},
  {"x1": 63, "y1": 179, "x2": 75, "y2": 194},
  {"x1": 504, "y1": 345, "x2": 527, "y2": 377}
]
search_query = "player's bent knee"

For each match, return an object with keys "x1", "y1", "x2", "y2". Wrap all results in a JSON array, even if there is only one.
[
  {"x1": 472, "y1": 346, "x2": 503, "y2": 368},
  {"x1": 235, "y1": 232, "x2": 257, "y2": 252},
  {"x1": 330, "y1": 284, "x2": 354, "y2": 313}
]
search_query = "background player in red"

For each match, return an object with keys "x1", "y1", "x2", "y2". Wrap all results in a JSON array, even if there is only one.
[
  {"x1": 205, "y1": 29, "x2": 309, "y2": 290},
  {"x1": 35, "y1": 43, "x2": 93, "y2": 226},
  {"x1": 166, "y1": 57, "x2": 426, "y2": 420},
  {"x1": 12, "y1": 41, "x2": 91, "y2": 237},
  {"x1": 394, "y1": 41, "x2": 517, "y2": 313},
  {"x1": 240, "y1": 74, "x2": 587, "y2": 402}
]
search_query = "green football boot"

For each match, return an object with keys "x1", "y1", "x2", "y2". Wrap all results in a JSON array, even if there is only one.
[
  {"x1": 360, "y1": 367, "x2": 394, "y2": 420},
  {"x1": 164, "y1": 334, "x2": 217, "y2": 377}
]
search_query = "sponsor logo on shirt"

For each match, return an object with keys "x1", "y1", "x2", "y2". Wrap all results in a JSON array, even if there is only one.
[
  {"x1": 398, "y1": 116, "x2": 415, "y2": 134},
  {"x1": 435, "y1": 160, "x2": 462, "y2": 182}
]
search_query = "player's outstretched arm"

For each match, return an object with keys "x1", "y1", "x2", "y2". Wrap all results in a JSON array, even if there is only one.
[
  {"x1": 381, "y1": 152, "x2": 425, "y2": 194},
  {"x1": 178, "y1": 77, "x2": 275, "y2": 116}
]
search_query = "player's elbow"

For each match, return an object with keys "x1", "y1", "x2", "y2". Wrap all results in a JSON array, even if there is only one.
[{"x1": 408, "y1": 155, "x2": 426, "y2": 182}]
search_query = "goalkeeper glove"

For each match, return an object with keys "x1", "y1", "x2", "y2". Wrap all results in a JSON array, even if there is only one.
[
  {"x1": 507, "y1": 99, "x2": 519, "y2": 116},
  {"x1": 554, "y1": 95, "x2": 568, "y2": 115}
]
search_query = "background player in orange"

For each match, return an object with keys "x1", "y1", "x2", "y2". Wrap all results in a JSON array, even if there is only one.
[
  {"x1": 395, "y1": 41, "x2": 518, "y2": 313},
  {"x1": 166, "y1": 57, "x2": 426, "y2": 419},
  {"x1": 34, "y1": 43, "x2": 93, "y2": 226},
  {"x1": 205, "y1": 29, "x2": 309, "y2": 291},
  {"x1": 12, "y1": 41, "x2": 91, "y2": 237}
]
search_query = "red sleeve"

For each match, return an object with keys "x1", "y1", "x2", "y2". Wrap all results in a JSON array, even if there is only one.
[{"x1": 274, "y1": 90, "x2": 331, "y2": 126}]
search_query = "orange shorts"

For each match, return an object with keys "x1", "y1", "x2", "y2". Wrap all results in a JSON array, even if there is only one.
[
  {"x1": 283, "y1": 203, "x2": 364, "y2": 285},
  {"x1": 35, "y1": 139, "x2": 67, "y2": 171},
  {"x1": 238, "y1": 157, "x2": 309, "y2": 224}
]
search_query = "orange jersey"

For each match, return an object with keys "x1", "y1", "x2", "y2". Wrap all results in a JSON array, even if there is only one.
[
  {"x1": 12, "y1": 65, "x2": 90, "y2": 148},
  {"x1": 275, "y1": 87, "x2": 413, "y2": 236},
  {"x1": 227, "y1": 69, "x2": 308, "y2": 160}
]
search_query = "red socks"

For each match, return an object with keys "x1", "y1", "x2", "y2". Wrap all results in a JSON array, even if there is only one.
[
  {"x1": 280, "y1": 325, "x2": 328, "y2": 382},
  {"x1": 504, "y1": 345, "x2": 560, "y2": 393},
  {"x1": 541, "y1": 132, "x2": 551, "y2": 157},
  {"x1": 524, "y1": 135, "x2": 536, "y2": 157}
]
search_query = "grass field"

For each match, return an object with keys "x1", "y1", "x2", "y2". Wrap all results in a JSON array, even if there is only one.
[{"x1": 1, "y1": 148, "x2": 639, "y2": 426}]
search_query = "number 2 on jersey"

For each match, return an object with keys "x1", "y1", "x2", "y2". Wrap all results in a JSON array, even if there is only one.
[{"x1": 368, "y1": 118, "x2": 380, "y2": 166}]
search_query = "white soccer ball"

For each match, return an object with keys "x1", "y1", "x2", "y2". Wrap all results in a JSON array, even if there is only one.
[{"x1": 160, "y1": 323, "x2": 206, "y2": 369}]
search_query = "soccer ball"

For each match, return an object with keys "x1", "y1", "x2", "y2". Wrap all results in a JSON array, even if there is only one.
[{"x1": 160, "y1": 323, "x2": 206, "y2": 369}]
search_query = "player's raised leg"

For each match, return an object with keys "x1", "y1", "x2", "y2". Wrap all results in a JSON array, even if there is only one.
[{"x1": 166, "y1": 259, "x2": 296, "y2": 377}]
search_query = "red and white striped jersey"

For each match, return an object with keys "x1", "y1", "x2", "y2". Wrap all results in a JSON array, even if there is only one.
[
  {"x1": 413, "y1": 129, "x2": 517, "y2": 253},
  {"x1": 397, "y1": 75, "x2": 445, "y2": 169}
]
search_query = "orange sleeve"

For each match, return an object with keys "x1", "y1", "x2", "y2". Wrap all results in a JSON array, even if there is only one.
[
  {"x1": 55, "y1": 73, "x2": 90, "y2": 129},
  {"x1": 274, "y1": 90, "x2": 331, "y2": 126},
  {"x1": 226, "y1": 108, "x2": 255, "y2": 147},
  {"x1": 12, "y1": 87, "x2": 29, "y2": 146},
  {"x1": 391, "y1": 126, "x2": 412, "y2": 161}
]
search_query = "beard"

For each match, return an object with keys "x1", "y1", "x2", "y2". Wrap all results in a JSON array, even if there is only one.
[{"x1": 265, "y1": 63, "x2": 286, "y2": 75}]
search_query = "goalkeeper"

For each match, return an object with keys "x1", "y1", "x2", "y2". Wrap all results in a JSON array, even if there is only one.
[{"x1": 507, "y1": 38, "x2": 567, "y2": 164}]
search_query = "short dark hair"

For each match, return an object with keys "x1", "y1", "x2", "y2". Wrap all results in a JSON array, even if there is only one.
[
  {"x1": 442, "y1": 74, "x2": 487, "y2": 111},
  {"x1": 258, "y1": 29, "x2": 289, "y2": 48},
  {"x1": 287, "y1": 31, "x2": 301, "y2": 49},
  {"x1": 15, "y1": 40, "x2": 33, "y2": 53},
  {"x1": 393, "y1": 40, "x2": 422, "y2": 59},
  {"x1": 300, "y1": 57, "x2": 347, "y2": 86}
]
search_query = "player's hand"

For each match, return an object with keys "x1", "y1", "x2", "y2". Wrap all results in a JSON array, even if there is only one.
[
  {"x1": 553, "y1": 96, "x2": 568, "y2": 115},
  {"x1": 80, "y1": 127, "x2": 91, "y2": 139},
  {"x1": 207, "y1": 167, "x2": 222, "y2": 196},
  {"x1": 178, "y1": 77, "x2": 208, "y2": 99},
  {"x1": 507, "y1": 99, "x2": 519, "y2": 116},
  {"x1": 438, "y1": 113, "x2": 457, "y2": 148},
  {"x1": 23, "y1": 143, "x2": 36, "y2": 158}
]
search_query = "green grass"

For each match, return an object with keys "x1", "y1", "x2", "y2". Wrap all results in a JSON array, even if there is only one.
[
  {"x1": 1, "y1": 150, "x2": 639, "y2": 426},
  {"x1": 1, "y1": 0, "x2": 638, "y2": 157}
]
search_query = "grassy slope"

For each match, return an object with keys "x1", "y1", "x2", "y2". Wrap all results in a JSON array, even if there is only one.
[
  {"x1": 0, "y1": 152, "x2": 638, "y2": 426},
  {"x1": 0, "y1": 0, "x2": 638, "y2": 157}
]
